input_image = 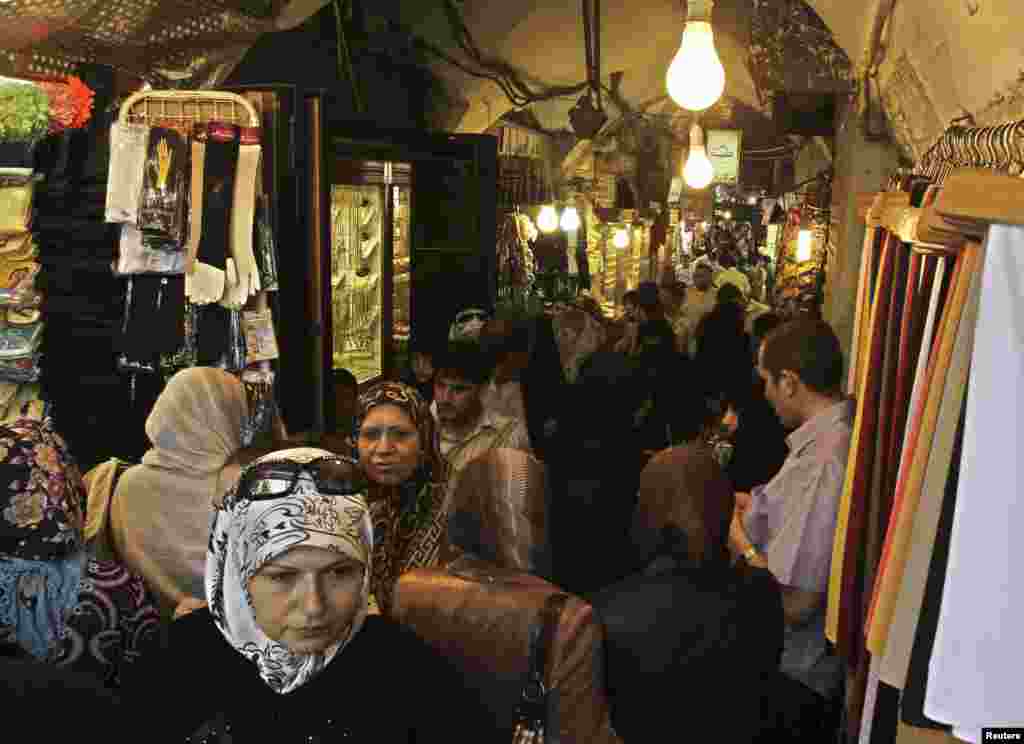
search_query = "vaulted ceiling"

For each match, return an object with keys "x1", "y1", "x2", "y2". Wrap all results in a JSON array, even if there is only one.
[{"x1": 390, "y1": 0, "x2": 853, "y2": 144}]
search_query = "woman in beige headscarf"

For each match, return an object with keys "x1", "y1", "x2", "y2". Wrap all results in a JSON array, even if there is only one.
[{"x1": 102, "y1": 368, "x2": 261, "y2": 612}]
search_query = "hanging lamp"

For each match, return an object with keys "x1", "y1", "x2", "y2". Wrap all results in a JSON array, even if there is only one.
[
  {"x1": 666, "y1": 0, "x2": 726, "y2": 112},
  {"x1": 682, "y1": 122, "x2": 714, "y2": 190},
  {"x1": 797, "y1": 227, "x2": 814, "y2": 262},
  {"x1": 537, "y1": 205, "x2": 560, "y2": 233},
  {"x1": 560, "y1": 205, "x2": 582, "y2": 231}
]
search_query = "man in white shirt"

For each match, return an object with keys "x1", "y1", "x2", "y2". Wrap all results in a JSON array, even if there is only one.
[{"x1": 431, "y1": 341, "x2": 532, "y2": 504}]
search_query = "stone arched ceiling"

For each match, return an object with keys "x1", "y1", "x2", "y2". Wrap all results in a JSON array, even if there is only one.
[
  {"x1": 396, "y1": 0, "x2": 1024, "y2": 163},
  {"x1": 391, "y1": 0, "x2": 853, "y2": 142}
]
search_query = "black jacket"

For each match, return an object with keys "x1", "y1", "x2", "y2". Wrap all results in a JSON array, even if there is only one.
[
  {"x1": 591, "y1": 562, "x2": 784, "y2": 743},
  {"x1": 123, "y1": 611, "x2": 490, "y2": 743}
]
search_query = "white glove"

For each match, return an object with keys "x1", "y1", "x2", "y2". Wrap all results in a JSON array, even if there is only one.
[{"x1": 185, "y1": 261, "x2": 226, "y2": 305}]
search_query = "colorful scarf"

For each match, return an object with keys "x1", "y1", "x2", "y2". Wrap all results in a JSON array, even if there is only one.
[
  {"x1": 353, "y1": 382, "x2": 447, "y2": 613},
  {"x1": 0, "y1": 417, "x2": 87, "y2": 660},
  {"x1": 206, "y1": 447, "x2": 372, "y2": 695}
]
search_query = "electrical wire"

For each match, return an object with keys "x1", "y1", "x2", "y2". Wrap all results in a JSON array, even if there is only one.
[{"x1": 423, "y1": 0, "x2": 591, "y2": 108}]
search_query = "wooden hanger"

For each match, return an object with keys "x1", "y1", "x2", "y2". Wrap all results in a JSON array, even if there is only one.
[
  {"x1": 866, "y1": 192, "x2": 910, "y2": 227},
  {"x1": 935, "y1": 167, "x2": 1024, "y2": 227}
]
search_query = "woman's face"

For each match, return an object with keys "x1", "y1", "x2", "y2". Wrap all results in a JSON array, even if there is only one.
[
  {"x1": 248, "y1": 545, "x2": 364, "y2": 655},
  {"x1": 357, "y1": 404, "x2": 422, "y2": 486}
]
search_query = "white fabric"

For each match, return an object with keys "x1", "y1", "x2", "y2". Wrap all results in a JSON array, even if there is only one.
[
  {"x1": 924, "y1": 225, "x2": 1024, "y2": 741},
  {"x1": 105, "y1": 122, "x2": 149, "y2": 224},
  {"x1": 185, "y1": 261, "x2": 226, "y2": 304},
  {"x1": 115, "y1": 225, "x2": 186, "y2": 275},
  {"x1": 206, "y1": 447, "x2": 372, "y2": 695},
  {"x1": 879, "y1": 249, "x2": 983, "y2": 688}
]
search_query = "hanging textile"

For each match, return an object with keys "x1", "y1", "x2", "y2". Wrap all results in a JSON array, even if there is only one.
[
  {"x1": 104, "y1": 122, "x2": 149, "y2": 225},
  {"x1": 827, "y1": 252, "x2": 949, "y2": 646},
  {"x1": 846, "y1": 227, "x2": 878, "y2": 393},
  {"x1": 897, "y1": 401, "x2": 966, "y2": 735},
  {"x1": 923, "y1": 225, "x2": 1024, "y2": 742},
  {"x1": 878, "y1": 248, "x2": 982, "y2": 689},
  {"x1": 865, "y1": 242, "x2": 980, "y2": 658},
  {"x1": 829, "y1": 231, "x2": 896, "y2": 667}
]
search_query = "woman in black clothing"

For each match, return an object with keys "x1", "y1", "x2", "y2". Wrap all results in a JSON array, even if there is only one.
[
  {"x1": 547, "y1": 351, "x2": 649, "y2": 595},
  {"x1": 590, "y1": 445, "x2": 784, "y2": 743},
  {"x1": 123, "y1": 448, "x2": 487, "y2": 743}
]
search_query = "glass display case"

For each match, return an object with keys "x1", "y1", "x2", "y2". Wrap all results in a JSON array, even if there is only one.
[{"x1": 327, "y1": 161, "x2": 411, "y2": 386}]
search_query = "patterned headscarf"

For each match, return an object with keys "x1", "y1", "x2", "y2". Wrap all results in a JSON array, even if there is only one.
[
  {"x1": 353, "y1": 382, "x2": 445, "y2": 498},
  {"x1": 0, "y1": 418, "x2": 86, "y2": 660},
  {"x1": 206, "y1": 447, "x2": 372, "y2": 695},
  {"x1": 353, "y1": 383, "x2": 448, "y2": 613}
]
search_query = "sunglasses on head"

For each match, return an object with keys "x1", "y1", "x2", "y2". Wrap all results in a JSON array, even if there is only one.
[{"x1": 235, "y1": 455, "x2": 368, "y2": 502}]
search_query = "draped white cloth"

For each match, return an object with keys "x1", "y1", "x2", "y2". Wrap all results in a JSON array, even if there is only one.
[{"x1": 925, "y1": 224, "x2": 1024, "y2": 741}]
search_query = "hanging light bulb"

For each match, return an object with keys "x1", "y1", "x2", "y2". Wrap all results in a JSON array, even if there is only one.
[
  {"x1": 612, "y1": 228, "x2": 630, "y2": 249},
  {"x1": 665, "y1": 1, "x2": 726, "y2": 112},
  {"x1": 797, "y1": 229, "x2": 814, "y2": 262},
  {"x1": 683, "y1": 123, "x2": 714, "y2": 190},
  {"x1": 537, "y1": 205, "x2": 559, "y2": 233},
  {"x1": 560, "y1": 205, "x2": 581, "y2": 232}
]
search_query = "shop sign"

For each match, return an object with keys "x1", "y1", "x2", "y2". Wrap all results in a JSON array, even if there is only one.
[{"x1": 706, "y1": 129, "x2": 743, "y2": 185}]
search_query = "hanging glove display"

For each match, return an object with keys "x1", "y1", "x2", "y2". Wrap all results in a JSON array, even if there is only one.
[
  {"x1": 137, "y1": 126, "x2": 188, "y2": 244},
  {"x1": 104, "y1": 122, "x2": 149, "y2": 225},
  {"x1": 221, "y1": 126, "x2": 261, "y2": 309},
  {"x1": 187, "y1": 122, "x2": 239, "y2": 305}
]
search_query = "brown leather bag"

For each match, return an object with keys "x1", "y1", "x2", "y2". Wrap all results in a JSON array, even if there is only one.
[{"x1": 391, "y1": 559, "x2": 622, "y2": 744}]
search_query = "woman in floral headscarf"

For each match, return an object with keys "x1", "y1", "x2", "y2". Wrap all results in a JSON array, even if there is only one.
[
  {"x1": 123, "y1": 448, "x2": 485, "y2": 743},
  {"x1": 353, "y1": 382, "x2": 448, "y2": 615},
  {"x1": 0, "y1": 417, "x2": 160, "y2": 687}
]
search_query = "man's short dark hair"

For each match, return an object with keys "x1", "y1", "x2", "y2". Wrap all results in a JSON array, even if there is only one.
[
  {"x1": 433, "y1": 341, "x2": 495, "y2": 385},
  {"x1": 635, "y1": 281, "x2": 662, "y2": 314},
  {"x1": 760, "y1": 318, "x2": 843, "y2": 394},
  {"x1": 716, "y1": 283, "x2": 745, "y2": 307},
  {"x1": 623, "y1": 290, "x2": 639, "y2": 306},
  {"x1": 334, "y1": 368, "x2": 358, "y2": 391}
]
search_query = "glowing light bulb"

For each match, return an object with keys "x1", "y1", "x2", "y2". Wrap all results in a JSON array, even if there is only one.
[
  {"x1": 559, "y1": 206, "x2": 581, "y2": 231},
  {"x1": 666, "y1": 21, "x2": 726, "y2": 112},
  {"x1": 537, "y1": 205, "x2": 559, "y2": 233},
  {"x1": 797, "y1": 229, "x2": 813, "y2": 262},
  {"x1": 723, "y1": 210, "x2": 732, "y2": 220},
  {"x1": 612, "y1": 228, "x2": 630, "y2": 249},
  {"x1": 683, "y1": 124, "x2": 714, "y2": 190},
  {"x1": 701, "y1": 221, "x2": 709, "y2": 230}
]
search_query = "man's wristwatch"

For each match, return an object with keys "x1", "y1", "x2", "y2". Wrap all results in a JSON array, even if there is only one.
[{"x1": 742, "y1": 546, "x2": 758, "y2": 563}]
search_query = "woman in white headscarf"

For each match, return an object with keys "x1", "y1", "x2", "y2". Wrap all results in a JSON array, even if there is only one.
[
  {"x1": 123, "y1": 448, "x2": 487, "y2": 743},
  {"x1": 101, "y1": 368, "x2": 257, "y2": 612}
]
